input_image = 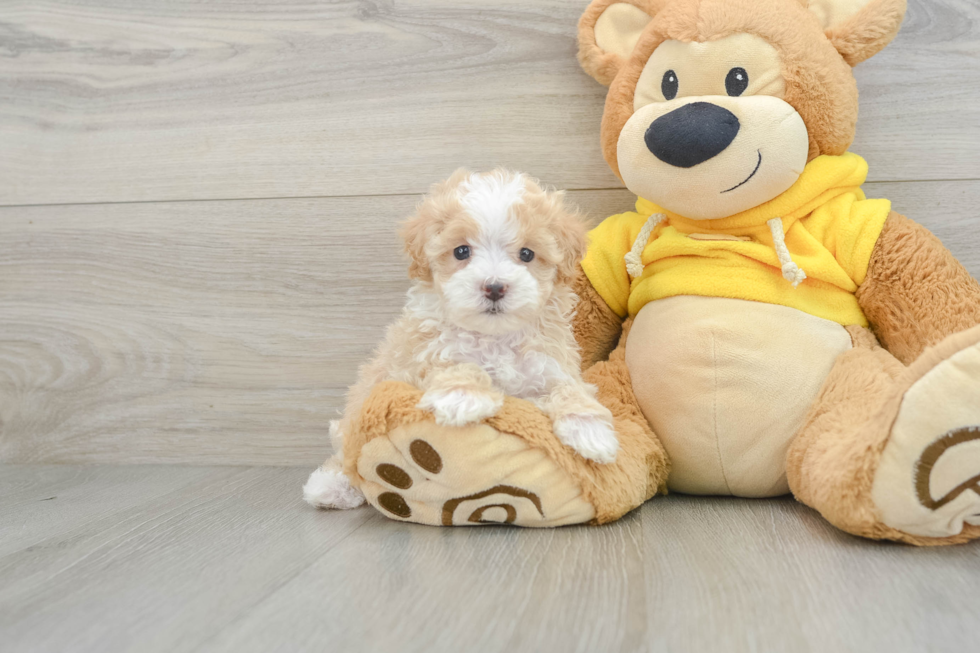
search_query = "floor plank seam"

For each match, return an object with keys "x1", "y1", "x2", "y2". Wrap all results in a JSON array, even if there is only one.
[{"x1": 1, "y1": 178, "x2": 977, "y2": 211}]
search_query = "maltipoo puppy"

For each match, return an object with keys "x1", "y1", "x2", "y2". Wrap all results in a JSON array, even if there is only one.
[{"x1": 304, "y1": 169, "x2": 618, "y2": 510}]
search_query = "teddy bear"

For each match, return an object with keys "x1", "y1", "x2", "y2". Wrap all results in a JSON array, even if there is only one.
[{"x1": 336, "y1": 0, "x2": 980, "y2": 545}]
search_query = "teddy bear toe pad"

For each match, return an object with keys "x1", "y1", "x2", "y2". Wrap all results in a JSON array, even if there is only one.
[
  {"x1": 872, "y1": 333, "x2": 980, "y2": 538},
  {"x1": 356, "y1": 421, "x2": 595, "y2": 527}
]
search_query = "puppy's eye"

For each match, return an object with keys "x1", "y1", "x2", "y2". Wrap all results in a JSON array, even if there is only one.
[
  {"x1": 519, "y1": 247, "x2": 535, "y2": 263},
  {"x1": 453, "y1": 245, "x2": 470, "y2": 260},
  {"x1": 726, "y1": 67, "x2": 749, "y2": 97},
  {"x1": 662, "y1": 70, "x2": 678, "y2": 101}
]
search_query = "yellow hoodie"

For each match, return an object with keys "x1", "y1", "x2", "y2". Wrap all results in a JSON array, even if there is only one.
[{"x1": 581, "y1": 153, "x2": 891, "y2": 326}]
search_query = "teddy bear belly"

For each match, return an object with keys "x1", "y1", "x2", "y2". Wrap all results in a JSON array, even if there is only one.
[{"x1": 625, "y1": 295, "x2": 853, "y2": 497}]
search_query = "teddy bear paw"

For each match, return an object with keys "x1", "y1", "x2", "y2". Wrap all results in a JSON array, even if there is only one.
[
  {"x1": 355, "y1": 420, "x2": 595, "y2": 527},
  {"x1": 872, "y1": 329, "x2": 980, "y2": 538}
]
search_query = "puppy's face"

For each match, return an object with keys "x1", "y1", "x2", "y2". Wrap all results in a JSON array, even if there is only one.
[{"x1": 402, "y1": 169, "x2": 587, "y2": 335}]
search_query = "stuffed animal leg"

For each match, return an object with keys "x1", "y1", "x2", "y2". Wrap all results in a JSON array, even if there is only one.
[
  {"x1": 343, "y1": 317, "x2": 668, "y2": 527},
  {"x1": 787, "y1": 213, "x2": 980, "y2": 545}
]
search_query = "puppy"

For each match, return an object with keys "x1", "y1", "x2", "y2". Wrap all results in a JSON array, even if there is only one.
[{"x1": 304, "y1": 169, "x2": 619, "y2": 510}]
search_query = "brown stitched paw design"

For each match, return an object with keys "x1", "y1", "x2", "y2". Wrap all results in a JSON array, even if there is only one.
[
  {"x1": 915, "y1": 426, "x2": 980, "y2": 511},
  {"x1": 441, "y1": 485, "x2": 544, "y2": 526},
  {"x1": 369, "y1": 439, "x2": 445, "y2": 521},
  {"x1": 377, "y1": 491, "x2": 411, "y2": 519},
  {"x1": 368, "y1": 441, "x2": 545, "y2": 525},
  {"x1": 355, "y1": 421, "x2": 594, "y2": 527}
]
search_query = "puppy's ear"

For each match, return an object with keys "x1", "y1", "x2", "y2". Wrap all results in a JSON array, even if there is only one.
[
  {"x1": 400, "y1": 210, "x2": 433, "y2": 282},
  {"x1": 548, "y1": 192, "x2": 590, "y2": 286},
  {"x1": 400, "y1": 168, "x2": 470, "y2": 282},
  {"x1": 808, "y1": 0, "x2": 907, "y2": 66},
  {"x1": 578, "y1": 0, "x2": 663, "y2": 86}
]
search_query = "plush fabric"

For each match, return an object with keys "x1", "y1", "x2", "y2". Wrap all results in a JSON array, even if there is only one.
[
  {"x1": 872, "y1": 329, "x2": 980, "y2": 538},
  {"x1": 598, "y1": 0, "x2": 861, "y2": 178},
  {"x1": 341, "y1": 0, "x2": 980, "y2": 546},
  {"x1": 787, "y1": 324, "x2": 980, "y2": 546},
  {"x1": 571, "y1": 270, "x2": 624, "y2": 369},
  {"x1": 627, "y1": 296, "x2": 852, "y2": 496},
  {"x1": 824, "y1": 0, "x2": 908, "y2": 66},
  {"x1": 857, "y1": 212, "x2": 980, "y2": 365},
  {"x1": 578, "y1": 0, "x2": 669, "y2": 86},
  {"x1": 632, "y1": 33, "x2": 787, "y2": 109},
  {"x1": 581, "y1": 153, "x2": 891, "y2": 324},
  {"x1": 617, "y1": 95, "x2": 811, "y2": 219},
  {"x1": 594, "y1": 3, "x2": 654, "y2": 64}
]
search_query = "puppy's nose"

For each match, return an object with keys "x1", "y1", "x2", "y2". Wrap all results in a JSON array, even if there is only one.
[
  {"x1": 644, "y1": 102, "x2": 740, "y2": 168},
  {"x1": 484, "y1": 282, "x2": 507, "y2": 302}
]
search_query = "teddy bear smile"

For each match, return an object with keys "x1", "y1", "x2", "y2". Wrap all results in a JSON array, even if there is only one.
[{"x1": 721, "y1": 150, "x2": 763, "y2": 194}]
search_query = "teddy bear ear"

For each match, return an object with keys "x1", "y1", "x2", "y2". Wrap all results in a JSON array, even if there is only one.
[
  {"x1": 806, "y1": 0, "x2": 907, "y2": 66},
  {"x1": 577, "y1": 0, "x2": 662, "y2": 86}
]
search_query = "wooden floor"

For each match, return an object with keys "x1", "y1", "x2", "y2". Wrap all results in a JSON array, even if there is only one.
[
  {"x1": 2, "y1": 464, "x2": 979, "y2": 653},
  {"x1": 2, "y1": 0, "x2": 980, "y2": 650}
]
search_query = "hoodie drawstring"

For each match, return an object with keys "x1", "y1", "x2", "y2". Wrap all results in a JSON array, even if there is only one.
[
  {"x1": 767, "y1": 217, "x2": 807, "y2": 287},
  {"x1": 625, "y1": 213, "x2": 666, "y2": 279},
  {"x1": 626, "y1": 212, "x2": 806, "y2": 288}
]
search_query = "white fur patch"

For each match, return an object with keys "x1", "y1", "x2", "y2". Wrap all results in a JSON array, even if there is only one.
[
  {"x1": 417, "y1": 388, "x2": 503, "y2": 426},
  {"x1": 404, "y1": 285, "x2": 577, "y2": 399},
  {"x1": 442, "y1": 171, "x2": 540, "y2": 335},
  {"x1": 554, "y1": 414, "x2": 620, "y2": 463},
  {"x1": 459, "y1": 171, "x2": 526, "y2": 242},
  {"x1": 303, "y1": 467, "x2": 365, "y2": 510}
]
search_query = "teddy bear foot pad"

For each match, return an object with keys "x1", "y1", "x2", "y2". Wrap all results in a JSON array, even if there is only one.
[
  {"x1": 872, "y1": 331, "x2": 980, "y2": 538},
  {"x1": 356, "y1": 420, "x2": 595, "y2": 527}
]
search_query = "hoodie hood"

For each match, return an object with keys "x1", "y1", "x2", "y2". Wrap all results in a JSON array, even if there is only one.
[
  {"x1": 634, "y1": 152, "x2": 871, "y2": 233},
  {"x1": 581, "y1": 152, "x2": 892, "y2": 325}
]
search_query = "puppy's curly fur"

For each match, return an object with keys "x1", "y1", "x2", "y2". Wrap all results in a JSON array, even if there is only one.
[{"x1": 304, "y1": 169, "x2": 619, "y2": 509}]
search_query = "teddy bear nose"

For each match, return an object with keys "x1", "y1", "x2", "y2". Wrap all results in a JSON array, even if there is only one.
[
  {"x1": 644, "y1": 102, "x2": 741, "y2": 168},
  {"x1": 484, "y1": 282, "x2": 507, "y2": 302}
]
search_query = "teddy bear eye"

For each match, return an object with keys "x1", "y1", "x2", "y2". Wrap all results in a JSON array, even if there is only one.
[
  {"x1": 661, "y1": 70, "x2": 678, "y2": 101},
  {"x1": 726, "y1": 67, "x2": 749, "y2": 97},
  {"x1": 453, "y1": 245, "x2": 470, "y2": 260},
  {"x1": 519, "y1": 247, "x2": 535, "y2": 263}
]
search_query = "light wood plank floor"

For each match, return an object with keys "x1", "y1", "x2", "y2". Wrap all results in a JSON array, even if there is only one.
[{"x1": 2, "y1": 464, "x2": 979, "y2": 653}]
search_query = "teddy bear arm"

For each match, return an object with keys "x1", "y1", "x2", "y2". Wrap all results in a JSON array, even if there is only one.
[
  {"x1": 856, "y1": 211, "x2": 980, "y2": 365},
  {"x1": 572, "y1": 263, "x2": 625, "y2": 370}
]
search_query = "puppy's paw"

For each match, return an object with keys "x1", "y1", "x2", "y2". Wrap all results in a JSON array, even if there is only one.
[
  {"x1": 303, "y1": 466, "x2": 365, "y2": 510},
  {"x1": 418, "y1": 388, "x2": 503, "y2": 427},
  {"x1": 554, "y1": 415, "x2": 620, "y2": 464}
]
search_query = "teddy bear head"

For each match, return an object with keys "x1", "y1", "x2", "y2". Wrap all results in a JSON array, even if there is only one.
[{"x1": 577, "y1": 0, "x2": 906, "y2": 220}]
